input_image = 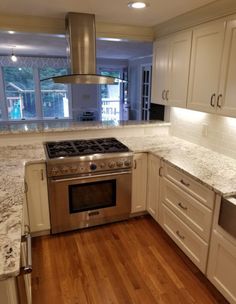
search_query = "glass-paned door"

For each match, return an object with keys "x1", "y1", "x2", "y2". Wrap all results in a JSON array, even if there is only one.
[
  {"x1": 141, "y1": 64, "x2": 152, "y2": 120},
  {"x1": 100, "y1": 69, "x2": 122, "y2": 122}
]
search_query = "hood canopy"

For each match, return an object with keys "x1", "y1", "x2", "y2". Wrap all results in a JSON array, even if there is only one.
[{"x1": 47, "y1": 12, "x2": 123, "y2": 85}]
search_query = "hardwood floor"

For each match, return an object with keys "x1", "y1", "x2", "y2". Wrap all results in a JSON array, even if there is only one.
[{"x1": 32, "y1": 216, "x2": 228, "y2": 304}]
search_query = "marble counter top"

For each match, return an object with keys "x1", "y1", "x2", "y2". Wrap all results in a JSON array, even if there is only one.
[
  {"x1": 0, "y1": 120, "x2": 169, "y2": 135},
  {"x1": 0, "y1": 144, "x2": 45, "y2": 280},
  {"x1": 1, "y1": 133, "x2": 236, "y2": 280}
]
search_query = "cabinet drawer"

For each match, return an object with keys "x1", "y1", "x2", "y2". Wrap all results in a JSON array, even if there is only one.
[
  {"x1": 160, "y1": 203, "x2": 208, "y2": 273},
  {"x1": 163, "y1": 163, "x2": 215, "y2": 209},
  {"x1": 160, "y1": 177, "x2": 212, "y2": 242}
]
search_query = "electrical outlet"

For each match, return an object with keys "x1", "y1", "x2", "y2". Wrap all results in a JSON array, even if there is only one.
[{"x1": 202, "y1": 123, "x2": 208, "y2": 137}]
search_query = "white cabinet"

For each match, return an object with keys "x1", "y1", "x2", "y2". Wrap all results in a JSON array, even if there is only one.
[
  {"x1": 207, "y1": 195, "x2": 236, "y2": 304},
  {"x1": 0, "y1": 278, "x2": 19, "y2": 304},
  {"x1": 25, "y1": 162, "x2": 50, "y2": 234},
  {"x1": 218, "y1": 19, "x2": 236, "y2": 117},
  {"x1": 159, "y1": 162, "x2": 214, "y2": 273},
  {"x1": 131, "y1": 153, "x2": 147, "y2": 213},
  {"x1": 187, "y1": 20, "x2": 226, "y2": 113},
  {"x1": 151, "y1": 30, "x2": 192, "y2": 107},
  {"x1": 146, "y1": 154, "x2": 160, "y2": 221}
]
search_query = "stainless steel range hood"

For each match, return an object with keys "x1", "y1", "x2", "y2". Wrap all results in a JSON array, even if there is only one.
[{"x1": 49, "y1": 12, "x2": 121, "y2": 85}]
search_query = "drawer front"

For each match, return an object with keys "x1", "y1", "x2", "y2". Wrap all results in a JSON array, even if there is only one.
[
  {"x1": 160, "y1": 203, "x2": 208, "y2": 273},
  {"x1": 160, "y1": 177, "x2": 213, "y2": 242},
  {"x1": 163, "y1": 163, "x2": 215, "y2": 209}
]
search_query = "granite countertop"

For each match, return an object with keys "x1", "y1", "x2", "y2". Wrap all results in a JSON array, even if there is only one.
[
  {"x1": 1, "y1": 133, "x2": 236, "y2": 280},
  {"x1": 0, "y1": 144, "x2": 45, "y2": 280},
  {"x1": 0, "y1": 120, "x2": 170, "y2": 135}
]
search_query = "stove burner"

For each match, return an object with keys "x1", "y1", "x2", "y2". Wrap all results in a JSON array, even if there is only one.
[{"x1": 45, "y1": 137, "x2": 129, "y2": 159}]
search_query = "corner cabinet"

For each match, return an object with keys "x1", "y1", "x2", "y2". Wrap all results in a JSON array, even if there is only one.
[
  {"x1": 131, "y1": 153, "x2": 147, "y2": 213},
  {"x1": 151, "y1": 30, "x2": 192, "y2": 108},
  {"x1": 146, "y1": 154, "x2": 161, "y2": 221},
  {"x1": 25, "y1": 163, "x2": 51, "y2": 234}
]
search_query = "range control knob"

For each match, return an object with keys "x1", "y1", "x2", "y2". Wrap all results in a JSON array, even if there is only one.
[
  {"x1": 108, "y1": 161, "x2": 116, "y2": 169},
  {"x1": 61, "y1": 166, "x2": 69, "y2": 174},
  {"x1": 100, "y1": 162, "x2": 106, "y2": 169},
  {"x1": 51, "y1": 167, "x2": 59, "y2": 176},
  {"x1": 90, "y1": 163, "x2": 97, "y2": 171},
  {"x1": 116, "y1": 161, "x2": 123, "y2": 167},
  {"x1": 124, "y1": 160, "x2": 131, "y2": 167}
]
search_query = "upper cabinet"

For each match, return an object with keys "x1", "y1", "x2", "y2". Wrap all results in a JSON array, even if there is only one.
[
  {"x1": 151, "y1": 30, "x2": 192, "y2": 108},
  {"x1": 187, "y1": 21, "x2": 226, "y2": 113},
  {"x1": 218, "y1": 19, "x2": 236, "y2": 117}
]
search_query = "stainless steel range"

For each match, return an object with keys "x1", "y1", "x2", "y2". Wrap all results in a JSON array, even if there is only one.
[{"x1": 44, "y1": 137, "x2": 133, "y2": 234}]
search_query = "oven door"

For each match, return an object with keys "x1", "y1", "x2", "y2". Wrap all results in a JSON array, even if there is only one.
[{"x1": 48, "y1": 170, "x2": 132, "y2": 233}]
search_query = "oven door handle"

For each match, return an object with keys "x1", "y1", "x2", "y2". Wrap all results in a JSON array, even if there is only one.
[{"x1": 50, "y1": 170, "x2": 132, "y2": 183}]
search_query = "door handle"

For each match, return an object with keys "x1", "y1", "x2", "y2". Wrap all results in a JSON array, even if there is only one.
[
  {"x1": 41, "y1": 169, "x2": 44, "y2": 181},
  {"x1": 180, "y1": 179, "x2": 190, "y2": 187},
  {"x1": 210, "y1": 93, "x2": 216, "y2": 107},
  {"x1": 165, "y1": 90, "x2": 169, "y2": 101},
  {"x1": 178, "y1": 202, "x2": 188, "y2": 211},
  {"x1": 19, "y1": 230, "x2": 32, "y2": 275},
  {"x1": 162, "y1": 90, "x2": 166, "y2": 100},
  {"x1": 176, "y1": 230, "x2": 185, "y2": 240},
  {"x1": 134, "y1": 160, "x2": 137, "y2": 169},
  {"x1": 217, "y1": 94, "x2": 222, "y2": 108}
]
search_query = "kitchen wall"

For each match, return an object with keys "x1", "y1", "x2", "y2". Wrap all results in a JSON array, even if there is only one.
[{"x1": 169, "y1": 107, "x2": 236, "y2": 159}]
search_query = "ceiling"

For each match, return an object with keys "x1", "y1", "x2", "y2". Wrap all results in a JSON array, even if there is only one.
[
  {"x1": 0, "y1": 0, "x2": 216, "y2": 27},
  {"x1": 0, "y1": 31, "x2": 153, "y2": 59}
]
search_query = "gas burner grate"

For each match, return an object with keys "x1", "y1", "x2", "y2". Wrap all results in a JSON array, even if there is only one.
[{"x1": 45, "y1": 137, "x2": 129, "y2": 158}]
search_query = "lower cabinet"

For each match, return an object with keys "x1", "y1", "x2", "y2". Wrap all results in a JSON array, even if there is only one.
[
  {"x1": 207, "y1": 230, "x2": 236, "y2": 304},
  {"x1": 25, "y1": 162, "x2": 51, "y2": 234},
  {"x1": 131, "y1": 153, "x2": 147, "y2": 213},
  {"x1": 159, "y1": 162, "x2": 214, "y2": 273},
  {"x1": 146, "y1": 154, "x2": 161, "y2": 221},
  {"x1": 0, "y1": 278, "x2": 19, "y2": 304}
]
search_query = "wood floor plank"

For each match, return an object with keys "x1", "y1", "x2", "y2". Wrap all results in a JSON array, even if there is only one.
[{"x1": 32, "y1": 215, "x2": 229, "y2": 304}]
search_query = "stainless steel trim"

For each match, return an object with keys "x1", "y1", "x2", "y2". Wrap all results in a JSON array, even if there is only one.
[
  {"x1": 210, "y1": 93, "x2": 216, "y2": 107},
  {"x1": 50, "y1": 170, "x2": 132, "y2": 183},
  {"x1": 19, "y1": 232, "x2": 32, "y2": 275},
  {"x1": 219, "y1": 196, "x2": 236, "y2": 238}
]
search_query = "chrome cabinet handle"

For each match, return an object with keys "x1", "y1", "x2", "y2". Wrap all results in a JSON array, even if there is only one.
[
  {"x1": 217, "y1": 94, "x2": 222, "y2": 108},
  {"x1": 134, "y1": 160, "x2": 137, "y2": 169},
  {"x1": 165, "y1": 90, "x2": 169, "y2": 101},
  {"x1": 162, "y1": 90, "x2": 166, "y2": 100},
  {"x1": 210, "y1": 93, "x2": 216, "y2": 107},
  {"x1": 178, "y1": 202, "x2": 188, "y2": 211},
  {"x1": 180, "y1": 179, "x2": 190, "y2": 187},
  {"x1": 41, "y1": 169, "x2": 44, "y2": 181},
  {"x1": 176, "y1": 230, "x2": 185, "y2": 240},
  {"x1": 20, "y1": 231, "x2": 32, "y2": 275}
]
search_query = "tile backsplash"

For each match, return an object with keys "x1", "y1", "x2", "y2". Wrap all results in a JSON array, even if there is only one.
[{"x1": 170, "y1": 107, "x2": 236, "y2": 159}]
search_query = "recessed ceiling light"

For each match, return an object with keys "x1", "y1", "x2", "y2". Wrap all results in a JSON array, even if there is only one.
[
  {"x1": 128, "y1": 2, "x2": 148, "y2": 9},
  {"x1": 8, "y1": 31, "x2": 15, "y2": 34}
]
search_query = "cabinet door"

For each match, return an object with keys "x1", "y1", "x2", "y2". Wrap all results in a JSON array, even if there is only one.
[
  {"x1": 131, "y1": 153, "x2": 147, "y2": 213},
  {"x1": 168, "y1": 31, "x2": 192, "y2": 108},
  {"x1": 147, "y1": 154, "x2": 160, "y2": 221},
  {"x1": 187, "y1": 21, "x2": 226, "y2": 113},
  {"x1": 218, "y1": 19, "x2": 236, "y2": 117},
  {"x1": 151, "y1": 38, "x2": 170, "y2": 105},
  {"x1": 25, "y1": 163, "x2": 50, "y2": 233},
  {"x1": 207, "y1": 230, "x2": 236, "y2": 304}
]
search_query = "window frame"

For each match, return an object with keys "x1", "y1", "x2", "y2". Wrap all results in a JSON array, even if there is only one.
[{"x1": 0, "y1": 65, "x2": 72, "y2": 122}]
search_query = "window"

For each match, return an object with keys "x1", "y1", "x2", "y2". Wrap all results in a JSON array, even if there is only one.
[
  {"x1": 3, "y1": 67, "x2": 36, "y2": 120},
  {"x1": 0, "y1": 61, "x2": 71, "y2": 122},
  {"x1": 40, "y1": 68, "x2": 69, "y2": 119}
]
